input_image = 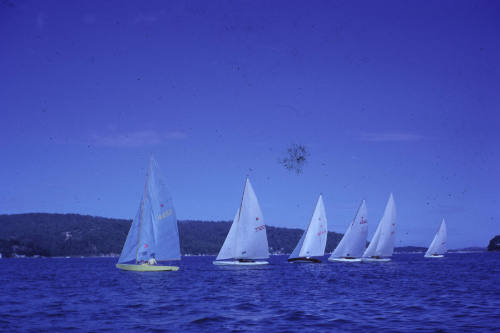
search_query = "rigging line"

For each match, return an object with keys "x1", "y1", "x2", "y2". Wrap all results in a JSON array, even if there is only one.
[
  {"x1": 136, "y1": 154, "x2": 152, "y2": 263},
  {"x1": 234, "y1": 177, "x2": 248, "y2": 259},
  {"x1": 301, "y1": 194, "x2": 323, "y2": 256},
  {"x1": 338, "y1": 199, "x2": 365, "y2": 255}
]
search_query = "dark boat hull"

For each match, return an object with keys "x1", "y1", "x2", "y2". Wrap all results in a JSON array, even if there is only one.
[{"x1": 287, "y1": 257, "x2": 321, "y2": 263}]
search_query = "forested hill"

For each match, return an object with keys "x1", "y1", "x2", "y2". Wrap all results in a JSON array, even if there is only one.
[
  {"x1": 488, "y1": 235, "x2": 500, "y2": 251},
  {"x1": 0, "y1": 213, "x2": 343, "y2": 257}
]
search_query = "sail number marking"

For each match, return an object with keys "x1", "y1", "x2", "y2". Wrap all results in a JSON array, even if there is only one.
[
  {"x1": 158, "y1": 209, "x2": 173, "y2": 221},
  {"x1": 317, "y1": 230, "x2": 327, "y2": 236},
  {"x1": 255, "y1": 225, "x2": 265, "y2": 232}
]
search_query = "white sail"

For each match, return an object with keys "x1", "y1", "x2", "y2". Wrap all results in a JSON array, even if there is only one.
[
  {"x1": 216, "y1": 178, "x2": 269, "y2": 260},
  {"x1": 363, "y1": 193, "x2": 396, "y2": 258},
  {"x1": 425, "y1": 219, "x2": 447, "y2": 257},
  {"x1": 289, "y1": 195, "x2": 328, "y2": 259},
  {"x1": 330, "y1": 200, "x2": 368, "y2": 259},
  {"x1": 289, "y1": 229, "x2": 306, "y2": 260},
  {"x1": 216, "y1": 208, "x2": 240, "y2": 260}
]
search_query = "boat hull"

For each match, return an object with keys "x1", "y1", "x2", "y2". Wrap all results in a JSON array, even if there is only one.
[
  {"x1": 425, "y1": 255, "x2": 444, "y2": 258},
  {"x1": 361, "y1": 257, "x2": 391, "y2": 262},
  {"x1": 287, "y1": 257, "x2": 322, "y2": 263},
  {"x1": 213, "y1": 260, "x2": 268, "y2": 266},
  {"x1": 328, "y1": 257, "x2": 362, "y2": 263},
  {"x1": 116, "y1": 264, "x2": 179, "y2": 271}
]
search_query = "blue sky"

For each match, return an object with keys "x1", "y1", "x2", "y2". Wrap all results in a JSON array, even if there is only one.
[{"x1": 1, "y1": 0, "x2": 499, "y2": 248}]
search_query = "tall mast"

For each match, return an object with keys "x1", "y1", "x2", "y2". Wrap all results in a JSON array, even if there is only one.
[
  {"x1": 233, "y1": 177, "x2": 248, "y2": 259},
  {"x1": 135, "y1": 154, "x2": 152, "y2": 263},
  {"x1": 302, "y1": 194, "x2": 322, "y2": 255}
]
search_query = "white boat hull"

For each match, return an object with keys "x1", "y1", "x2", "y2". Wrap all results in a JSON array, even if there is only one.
[
  {"x1": 328, "y1": 258, "x2": 362, "y2": 263},
  {"x1": 213, "y1": 260, "x2": 269, "y2": 266},
  {"x1": 361, "y1": 257, "x2": 391, "y2": 262},
  {"x1": 425, "y1": 255, "x2": 444, "y2": 258}
]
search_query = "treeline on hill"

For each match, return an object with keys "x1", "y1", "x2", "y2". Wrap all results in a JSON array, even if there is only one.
[
  {"x1": 0, "y1": 213, "x2": 343, "y2": 257},
  {"x1": 180, "y1": 220, "x2": 343, "y2": 255}
]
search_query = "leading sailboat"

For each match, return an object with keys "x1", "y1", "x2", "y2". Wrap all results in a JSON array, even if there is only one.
[
  {"x1": 288, "y1": 195, "x2": 328, "y2": 263},
  {"x1": 425, "y1": 218, "x2": 447, "y2": 258},
  {"x1": 329, "y1": 200, "x2": 368, "y2": 262},
  {"x1": 362, "y1": 193, "x2": 396, "y2": 262},
  {"x1": 116, "y1": 155, "x2": 181, "y2": 271},
  {"x1": 213, "y1": 178, "x2": 270, "y2": 265}
]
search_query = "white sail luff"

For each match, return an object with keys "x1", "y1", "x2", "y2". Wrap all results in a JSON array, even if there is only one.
[
  {"x1": 425, "y1": 218, "x2": 447, "y2": 257},
  {"x1": 290, "y1": 195, "x2": 327, "y2": 259},
  {"x1": 216, "y1": 208, "x2": 240, "y2": 260},
  {"x1": 289, "y1": 229, "x2": 306, "y2": 259},
  {"x1": 362, "y1": 220, "x2": 382, "y2": 257},
  {"x1": 374, "y1": 193, "x2": 396, "y2": 257},
  {"x1": 363, "y1": 193, "x2": 396, "y2": 258},
  {"x1": 331, "y1": 200, "x2": 368, "y2": 258},
  {"x1": 237, "y1": 179, "x2": 269, "y2": 259}
]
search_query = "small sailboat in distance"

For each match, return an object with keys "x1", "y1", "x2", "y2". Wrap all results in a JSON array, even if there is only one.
[
  {"x1": 362, "y1": 193, "x2": 396, "y2": 262},
  {"x1": 116, "y1": 155, "x2": 181, "y2": 271},
  {"x1": 329, "y1": 200, "x2": 368, "y2": 262},
  {"x1": 213, "y1": 178, "x2": 270, "y2": 266},
  {"x1": 288, "y1": 195, "x2": 328, "y2": 263},
  {"x1": 425, "y1": 218, "x2": 447, "y2": 258}
]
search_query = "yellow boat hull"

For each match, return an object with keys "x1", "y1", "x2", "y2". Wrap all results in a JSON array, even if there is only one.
[{"x1": 116, "y1": 264, "x2": 179, "y2": 271}]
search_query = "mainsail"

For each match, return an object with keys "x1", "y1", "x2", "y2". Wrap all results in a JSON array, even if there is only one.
[
  {"x1": 216, "y1": 178, "x2": 269, "y2": 260},
  {"x1": 289, "y1": 195, "x2": 328, "y2": 259},
  {"x1": 363, "y1": 193, "x2": 396, "y2": 258},
  {"x1": 425, "y1": 219, "x2": 447, "y2": 257},
  {"x1": 330, "y1": 200, "x2": 368, "y2": 259},
  {"x1": 118, "y1": 155, "x2": 181, "y2": 264}
]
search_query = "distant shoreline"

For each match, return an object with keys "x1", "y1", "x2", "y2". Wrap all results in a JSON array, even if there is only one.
[
  {"x1": 2, "y1": 250, "x2": 490, "y2": 259},
  {"x1": 0, "y1": 213, "x2": 491, "y2": 258}
]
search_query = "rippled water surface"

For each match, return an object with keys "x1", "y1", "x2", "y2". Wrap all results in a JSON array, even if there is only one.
[{"x1": 1, "y1": 253, "x2": 499, "y2": 332}]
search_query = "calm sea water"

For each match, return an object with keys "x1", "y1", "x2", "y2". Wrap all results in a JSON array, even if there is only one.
[{"x1": 1, "y1": 253, "x2": 499, "y2": 332}]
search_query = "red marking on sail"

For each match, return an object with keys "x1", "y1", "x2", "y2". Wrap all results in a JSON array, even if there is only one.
[
  {"x1": 144, "y1": 244, "x2": 149, "y2": 248},
  {"x1": 256, "y1": 217, "x2": 259, "y2": 221},
  {"x1": 160, "y1": 203, "x2": 164, "y2": 208}
]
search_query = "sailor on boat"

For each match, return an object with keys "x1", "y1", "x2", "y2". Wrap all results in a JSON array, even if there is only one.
[{"x1": 238, "y1": 259, "x2": 255, "y2": 263}]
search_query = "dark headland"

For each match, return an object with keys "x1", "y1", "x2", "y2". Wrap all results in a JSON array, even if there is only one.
[{"x1": 488, "y1": 235, "x2": 500, "y2": 251}]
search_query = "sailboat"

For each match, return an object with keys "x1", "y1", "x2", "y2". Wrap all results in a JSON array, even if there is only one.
[
  {"x1": 213, "y1": 178, "x2": 270, "y2": 265},
  {"x1": 362, "y1": 193, "x2": 396, "y2": 262},
  {"x1": 288, "y1": 195, "x2": 328, "y2": 263},
  {"x1": 329, "y1": 200, "x2": 368, "y2": 262},
  {"x1": 425, "y1": 218, "x2": 447, "y2": 258},
  {"x1": 116, "y1": 155, "x2": 181, "y2": 271}
]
